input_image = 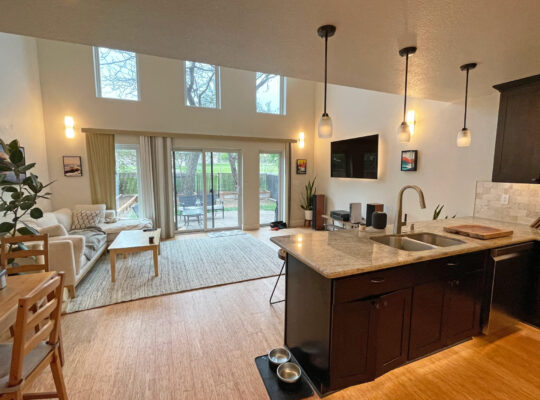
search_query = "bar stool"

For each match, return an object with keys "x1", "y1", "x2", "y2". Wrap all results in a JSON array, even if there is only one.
[{"x1": 269, "y1": 249, "x2": 286, "y2": 305}]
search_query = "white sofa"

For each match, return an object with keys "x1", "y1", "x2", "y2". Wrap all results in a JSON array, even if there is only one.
[{"x1": 24, "y1": 205, "x2": 152, "y2": 297}]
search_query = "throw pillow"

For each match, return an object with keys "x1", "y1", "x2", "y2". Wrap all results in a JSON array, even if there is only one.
[
  {"x1": 38, "y1": 224, "x2": 68, "y2": 237},
  {"x1": 74, "y1": 204, "x2": 106, "y2": 224},
  {"x1": 71, "y1": 210, "x2": 102, "y2": 230}
]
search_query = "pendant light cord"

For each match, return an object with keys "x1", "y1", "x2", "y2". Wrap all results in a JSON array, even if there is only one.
[
  {"x1": 323, "y1": 32, "x2": 328, "y2": 115},
  {"x1": 403, "y1": 52, "x2": 409, "y2": 122},
  {"x1": 463, "y1": 67, "x2": 469, "y2": 129}
]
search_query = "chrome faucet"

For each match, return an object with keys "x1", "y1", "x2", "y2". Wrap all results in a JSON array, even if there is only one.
[{"x1": 394, "y1": 185, "x2": 426, "y2": 234}]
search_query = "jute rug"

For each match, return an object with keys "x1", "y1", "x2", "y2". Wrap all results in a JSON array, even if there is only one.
[{"x1": 66, "y1": 235, "x2": 282, "y2": 313}]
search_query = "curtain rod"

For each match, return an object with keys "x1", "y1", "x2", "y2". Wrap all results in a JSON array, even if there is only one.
[{"x1": 81, "y1": 127, "x2": 298, "y2": 144}]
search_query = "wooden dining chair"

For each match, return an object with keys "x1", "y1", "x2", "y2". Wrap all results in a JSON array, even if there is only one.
[
  {"x1": 0, "y1": 272, "x2": 68, "y2": 400},
  {"x1": 0, "y1": 234, "x2": 49, "y2": 275}
]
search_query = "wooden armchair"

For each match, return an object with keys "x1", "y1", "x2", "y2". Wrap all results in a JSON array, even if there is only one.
[{"x1": 0, "y1": 272, "x2": 68, "y2": 400}]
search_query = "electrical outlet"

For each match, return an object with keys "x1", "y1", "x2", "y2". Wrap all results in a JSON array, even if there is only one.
[{"x1": 500, "y1": 194, "x2": 509, "y2": 205}]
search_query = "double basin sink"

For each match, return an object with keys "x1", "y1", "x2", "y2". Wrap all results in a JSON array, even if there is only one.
[{"x1": 371, "y1": 232, "x2": 465, "y2": 251}]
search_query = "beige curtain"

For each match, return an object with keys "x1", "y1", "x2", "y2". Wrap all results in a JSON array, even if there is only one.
[
  {"x1": 86, "y1": 133, "x2": 116, "y2": 210},
  {"x1": 139, "y1": 136, "x2": 175, "y2": 239}
]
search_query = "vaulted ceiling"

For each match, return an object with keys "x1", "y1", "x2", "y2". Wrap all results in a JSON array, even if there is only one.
[{"x1": 1, "y1": 0, "x2": 539, "y2": 101}]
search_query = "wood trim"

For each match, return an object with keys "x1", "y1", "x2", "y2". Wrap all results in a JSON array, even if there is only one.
[
  {"x1": 82, "y1": 127, "x2": 297, "y2": 144},
  {"x1": 493, "y1": 74, "x2": 540, "y2": 92}
]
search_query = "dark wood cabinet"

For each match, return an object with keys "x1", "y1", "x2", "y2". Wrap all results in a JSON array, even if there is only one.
[
  {"x1": 330, "y1": 299, "x2": 377, "y2": 389},
  {"x1": 492, "y1": 74, "x2": 540, "y2": 184},
  {"x1": 443, "y1": 270, "x2": 483, "y2": 344},
  {"x1": 374, "y1": 288, "x2": 412, "y2": 376},
  {"x1": 285, "y1": 251, "x2": 488, "y2": 395},
  {"x1": 409, "y1": 280, "x2": 446, "y2": 359}
]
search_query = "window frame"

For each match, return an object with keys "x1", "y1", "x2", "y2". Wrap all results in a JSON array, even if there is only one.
[
  {"x1": 256, "y1": 73, "x2": 287, "y2": 115},
  {"x1": 183, "y1": 61, "x2": 221, "y2": 109},
  {"x1": 115, "y1": 144, "x2": 143, "y2": 219},
  {"x1": 93, "y1": 47, "x2": 141, "y2": 102}
]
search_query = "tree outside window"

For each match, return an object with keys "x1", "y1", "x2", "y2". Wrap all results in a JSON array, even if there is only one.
[
  {"x1": 185, "y1": 61, "x2": 220, "y2": 108},
  {"x1": 94, "y1": 47, "x2": 139, "y2": 101},
  {"x1": 256, "y1": 73, "x2": 285, "y2": 115}
]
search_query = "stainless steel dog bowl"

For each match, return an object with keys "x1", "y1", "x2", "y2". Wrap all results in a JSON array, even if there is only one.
[
  {"x1": 276, "y1": 362, "x2": 302, "y2": 384},
  {"x1": 268, "y1": 347, "x2": 291, "y2": 369}
]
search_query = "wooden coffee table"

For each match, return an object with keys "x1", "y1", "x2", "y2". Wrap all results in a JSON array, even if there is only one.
[{"x1": 108, "y1": 229, "x2": 161, "y2": 282}]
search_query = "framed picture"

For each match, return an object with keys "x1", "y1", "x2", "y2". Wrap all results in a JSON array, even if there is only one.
[
  {"x1": 0, "y1": 146, "x2": 26, "y2": 183},
  {"x1": 401, "y1": 150, "x2": 418, "y2": 171},
  {"x1": 63, "y1": 156, "x2": 82, "y2": 177},
  {"x1": 296, "y1": 159, "x2": 307, "y2": 174}
]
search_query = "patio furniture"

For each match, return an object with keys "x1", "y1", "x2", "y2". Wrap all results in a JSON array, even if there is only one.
[{"x1": 182, "y1": 208, "x2": 203, "y2": 227}]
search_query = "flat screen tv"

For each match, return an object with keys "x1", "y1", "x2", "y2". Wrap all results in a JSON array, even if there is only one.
[{"x1": 331, "y1": 134, "x2": 378, "y2": 179}]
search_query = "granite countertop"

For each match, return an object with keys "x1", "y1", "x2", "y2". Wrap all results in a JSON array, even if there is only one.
[{"x1": 270, "y1": 217, "x2": 540, "y2": 279}]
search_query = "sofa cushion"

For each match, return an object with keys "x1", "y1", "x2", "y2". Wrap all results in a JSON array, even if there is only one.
[
  {"x1": 38, "y1": 223, "x2": 68, "y2": 237},
  {"x1": 75, "y1": 204, "x2": 106, "y2": 223},
  {"x1": 53, "y1": 208, "x2": 73, "y2": 231},
  {"x1": 71, "y1": 210, "x2": 102, "y2": 230}
]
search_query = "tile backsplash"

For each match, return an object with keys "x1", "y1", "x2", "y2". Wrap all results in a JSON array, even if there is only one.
[{"x1": 474, "y1": 181, "x2": 540, "y2": 225}]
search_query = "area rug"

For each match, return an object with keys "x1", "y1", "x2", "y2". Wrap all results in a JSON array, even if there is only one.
[
  {"x1": 66, "y1": 235, "x2": 281, "y2": 313},
  {"x1": 207, "y1": 230, "x2": 247, "y2": 238}
]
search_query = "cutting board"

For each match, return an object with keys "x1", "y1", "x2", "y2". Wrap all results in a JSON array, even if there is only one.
[{"x1": 443, "y1": 224, "x2": 513, "y2": 240}]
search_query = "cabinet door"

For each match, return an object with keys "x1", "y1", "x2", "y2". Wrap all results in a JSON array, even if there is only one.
[
  {"x1": 375, "y1": 288, "x2": 412, "y2": 376},
  {"x1": 330, "y1": 299, "x2": 377, "y2": 389},
  {"x1": 444, "y1": 271, "x2": 483, "y2": 345},
  {"x1": 408, "y1": 280, "x2": 446, "y2": 360}
]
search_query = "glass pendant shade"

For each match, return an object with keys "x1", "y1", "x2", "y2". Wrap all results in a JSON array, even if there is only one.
[
  {"x1": 398, "y1": 121, "x2": 411, "y2": 143},
  {"x1": 318, "y1": 113, "x2": 333, "y2": 138},
  {"x1": 457, "y1": 128, "x2": 471, "y2": 147}
]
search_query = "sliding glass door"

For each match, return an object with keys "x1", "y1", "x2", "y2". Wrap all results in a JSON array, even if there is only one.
[
  {"x1": 173, "y1": 149, "x2": 241, "y2": 232},
  {"x1": 259, "y1": 152, "x2": 282, "y2": 225}
]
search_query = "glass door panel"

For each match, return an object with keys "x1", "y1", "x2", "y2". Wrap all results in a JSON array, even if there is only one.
[
  {"x1": 173, "y1": 150, "x2": 204, "y2": 231},
  {"x1": 259, "y1": 153, "x2": 282, "y2": 225},
  {"x1": 205, "y1": 151, "x2": 240, "y2": 230}
]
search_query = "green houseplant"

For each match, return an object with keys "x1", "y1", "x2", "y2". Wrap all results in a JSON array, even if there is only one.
[
  {"x1": 0, "y1": 139, "x2": 52, "y2": 263},
  {"x1": 300, "y1": 177, "x2": 316, "y2": 221}
]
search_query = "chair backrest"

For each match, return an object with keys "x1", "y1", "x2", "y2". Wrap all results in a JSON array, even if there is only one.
[
  {"x1": 9, "y1": 272, "x2": 64, "y2": 387},
  {"x1": 177, "y1": 194, "x2": 199, "y2": 207},
  {"x1": 1, "y1": 234, "x2": 49, "y2": 275}
]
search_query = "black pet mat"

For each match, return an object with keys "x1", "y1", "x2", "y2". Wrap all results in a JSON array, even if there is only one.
[{"x1": 254, "y1": 355, "x2": 314, "y2": 400}]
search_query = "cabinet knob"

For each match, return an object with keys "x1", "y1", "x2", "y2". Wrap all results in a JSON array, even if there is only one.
[
  {"x1": 372, "y1": 300, "x2": 380, "y2": 309},
  {"x1": 370, "y1": 278, "x2": 385, "y2": 283},
  {"x1": 446, "y1": 262, "x2": 459, "y2": 267},
  {"x1": 455, "y1": 280, "x2": 460, "y2": 287},
  {"x1": 383, "y1": 301, "x2": 388, "y2": 308}
]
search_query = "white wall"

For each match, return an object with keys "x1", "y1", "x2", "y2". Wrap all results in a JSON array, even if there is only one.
[
  {"x1": 0, "y1": 33, "x2": 51, "y2": 211},
  {"x1": 36, "y1": 39, "x2": 316, "y2": 228},
  {"x1": 313, "y1": 83, "x2": 499, "y2": 224}
]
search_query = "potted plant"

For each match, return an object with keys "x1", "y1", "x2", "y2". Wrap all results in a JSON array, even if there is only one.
[
  {"x1": 0, "y1": 139, "x2": 52, "y2": 268},
  {"x1": 300, "y1": 177, "x2": 316, "y2": 221}
]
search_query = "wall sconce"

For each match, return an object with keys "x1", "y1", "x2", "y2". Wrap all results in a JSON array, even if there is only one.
[
  {"x1": 406, "y1": 110, "x2": 416, "y2": 136},
  {"x1": 298, "y1": 131, "x2": 305, "y2": 148},
  {"x1": 64, "y1": 115, "x2": 75, "y2": 139}
]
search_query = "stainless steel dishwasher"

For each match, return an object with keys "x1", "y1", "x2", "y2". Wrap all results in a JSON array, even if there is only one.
[{"x1": 483, "y1": 241, "x2": 539, "y2": 336}]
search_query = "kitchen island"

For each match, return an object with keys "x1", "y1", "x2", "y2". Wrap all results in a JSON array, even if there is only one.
[{"x1": 271, "y1": 217, "x2": 540, "y2": 395}]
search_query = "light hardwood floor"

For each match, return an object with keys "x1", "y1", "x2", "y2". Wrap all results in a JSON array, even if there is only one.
[{"x1": 25, "y1": 228, "x2": 540, "y2": 400}]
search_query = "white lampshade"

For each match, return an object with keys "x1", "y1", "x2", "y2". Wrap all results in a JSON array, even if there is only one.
[
  {"x1": 457, "y1": 128, "x2": 471, "y2": 147},
  {"x1": 318, "y1": 114, "x2": 333, "y2": 138},
  {"x1": 398, "y1": 121, "x2": 411, "y2": 143}
]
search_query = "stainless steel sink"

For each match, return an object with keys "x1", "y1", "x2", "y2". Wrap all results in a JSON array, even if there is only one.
[
  {"x1": 370, "y1": 232, "x2": 464, "y2": 251},
  {"x1": 405, "y1": 232, "x2": 465, "y2": 247},
  {"x1": 370, "y1": 235, "x2": 437, "y2": 251}
]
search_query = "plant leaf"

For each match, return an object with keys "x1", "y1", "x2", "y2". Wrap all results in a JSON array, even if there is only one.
[
  {"x1": 30, "y1": 207, "x2": 43, "y2": 219},
  {"x1": 9, "y1": 149, "x2": 23, "y2": 164},
  {"x1": 18, "y1": 163, "x2": 35, "y2": 172},
  {"x1": 17, "y1": 226, "x2": 37, "y2": 236},
  {"x1": 0, "y1": 221, "x2": 14, "y2": 233}
]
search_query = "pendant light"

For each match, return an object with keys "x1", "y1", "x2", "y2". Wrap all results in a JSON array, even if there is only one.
[
  {"x1": 398, "y1": 46, "x2": 417, "y2": 143},
  {"x1": 457, "y1": 63, "x2": 477, "y2": 147},
  {"x1": 317, "y1": 25, "x2": 336, "y2": 138}
]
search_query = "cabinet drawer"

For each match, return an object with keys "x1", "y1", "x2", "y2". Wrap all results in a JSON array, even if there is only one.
[
  {"x1": 413, "y1": 251, "x2": 486, "y2": 285},
  {"x1": 334, "y1": 267, "x2": 413, "y2": 304}
]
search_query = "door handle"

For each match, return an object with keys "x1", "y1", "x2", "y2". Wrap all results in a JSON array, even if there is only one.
[{"x1": 370, "y1": 278, "x2": 385, "y2": 283}]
